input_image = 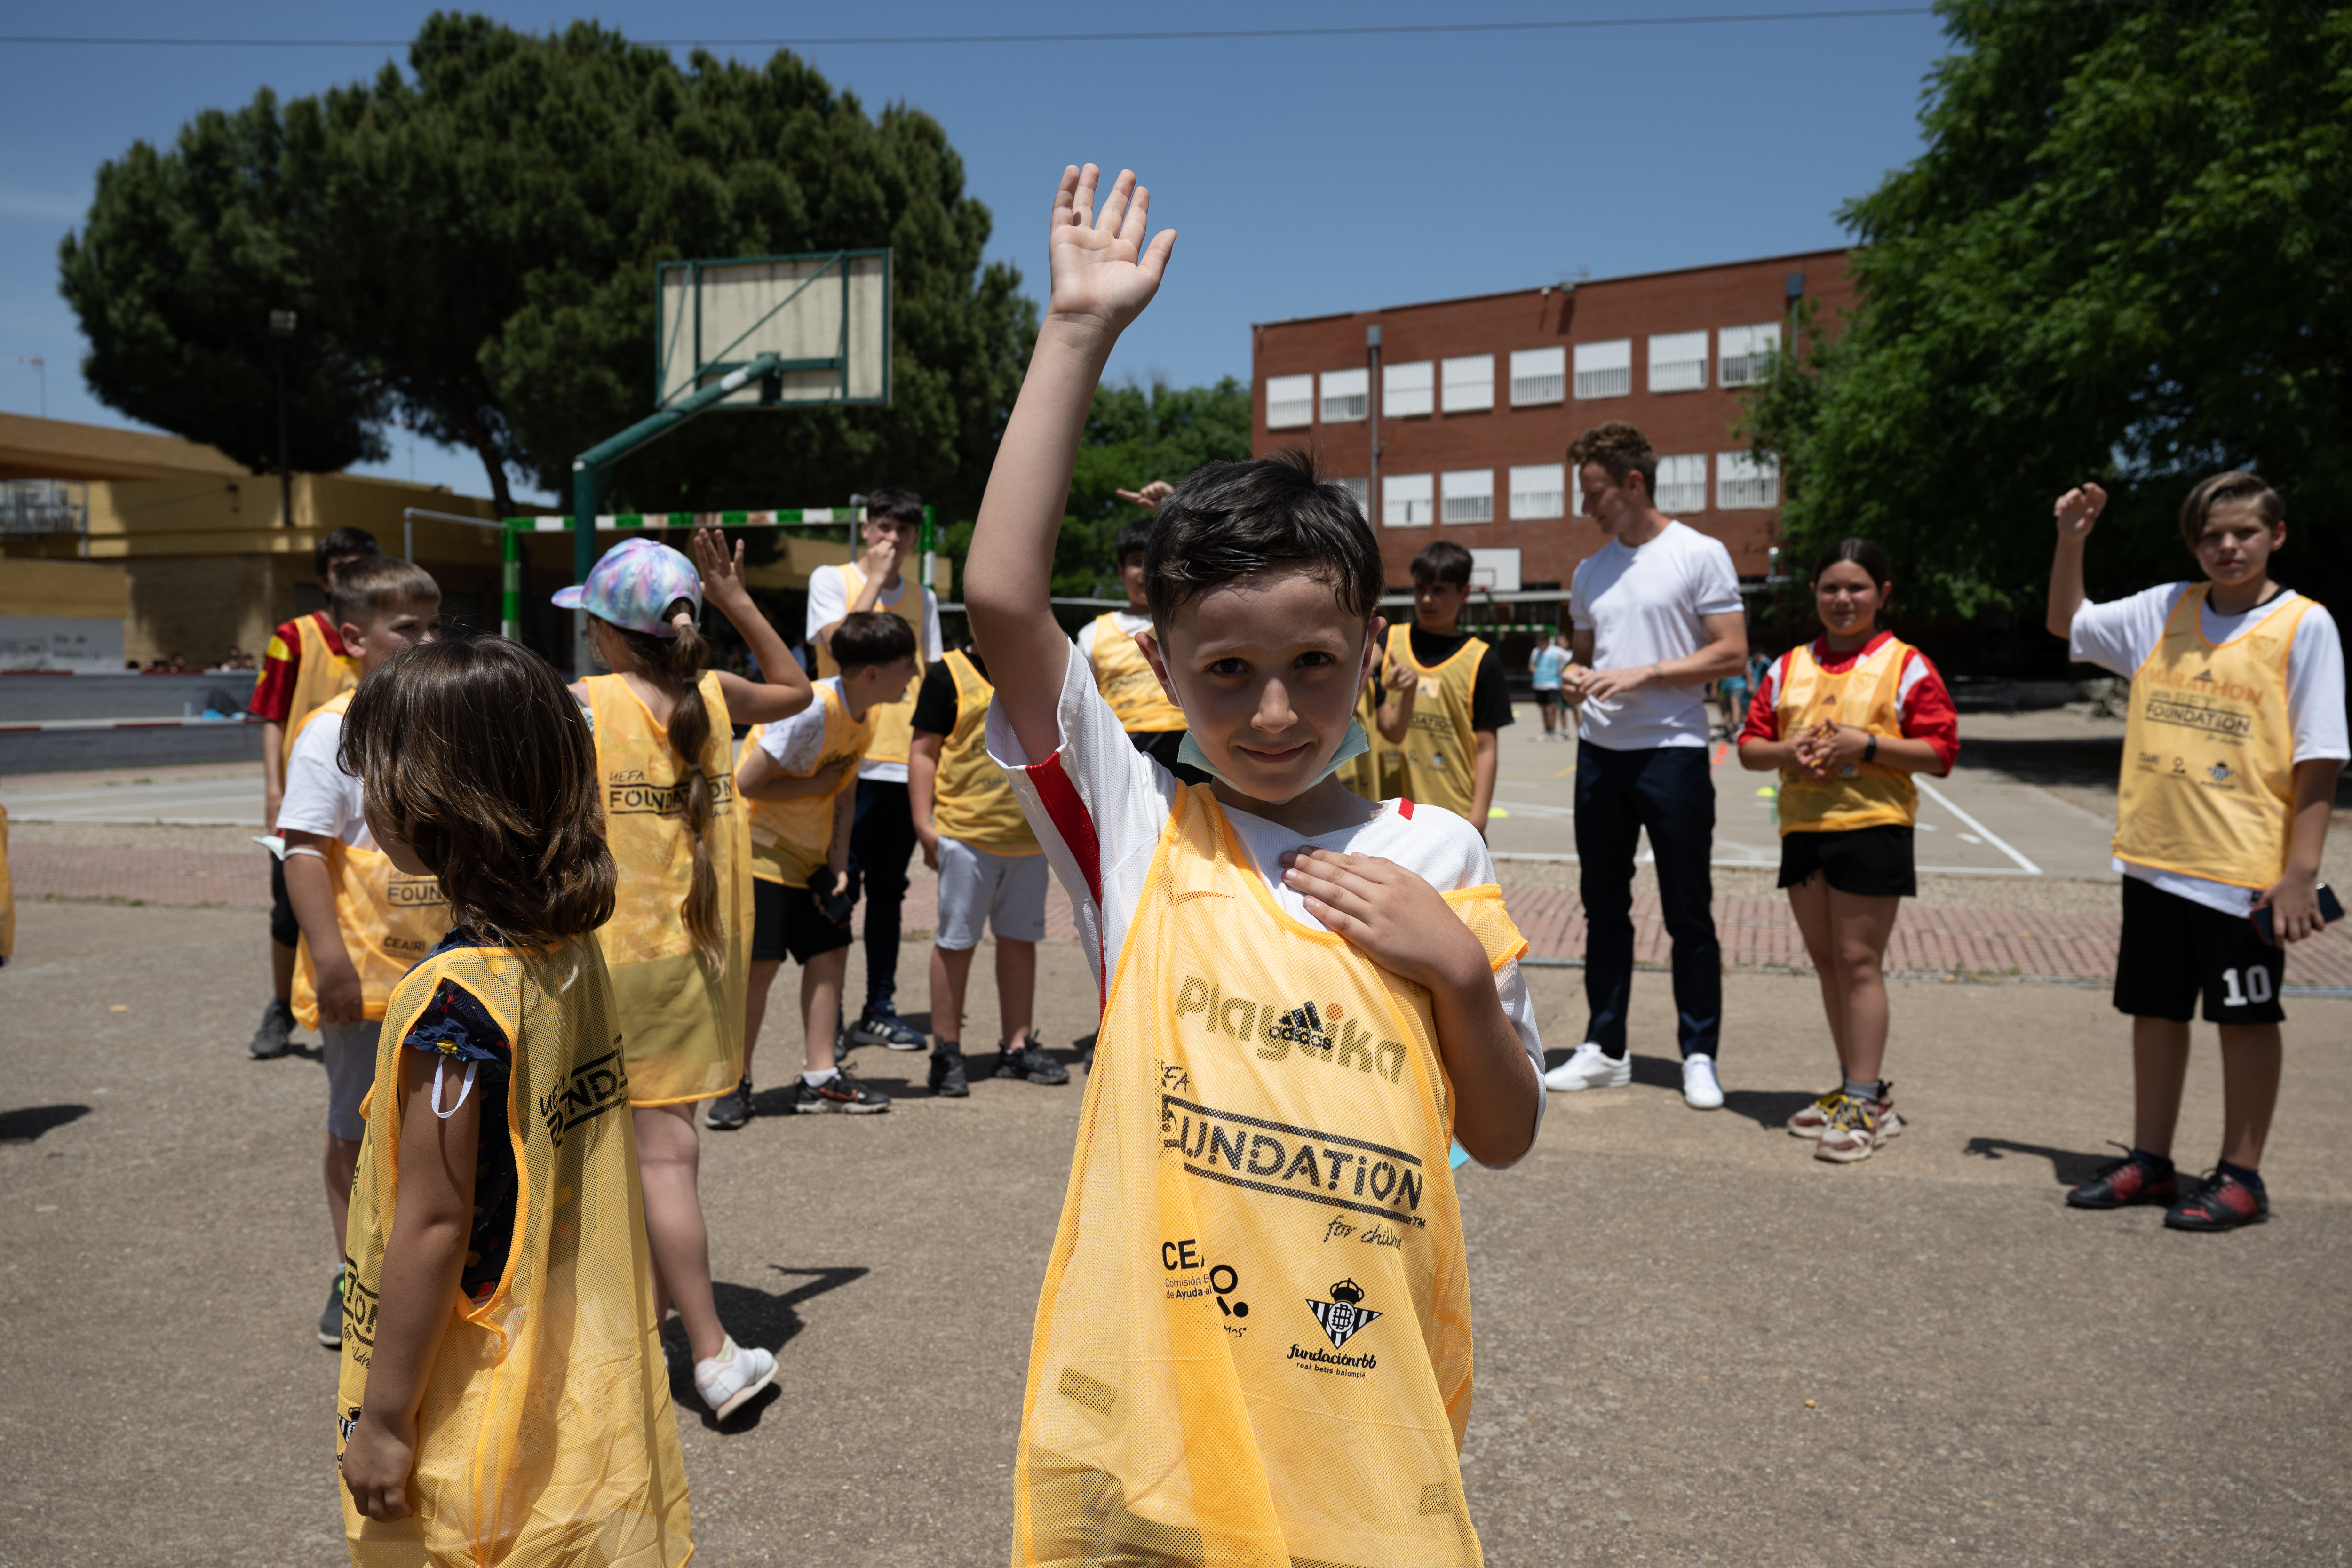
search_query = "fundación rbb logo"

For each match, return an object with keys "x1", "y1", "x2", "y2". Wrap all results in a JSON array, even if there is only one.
[{"x1": 1308, "y1": 1279, "x2": 1382, "y2": 1350}]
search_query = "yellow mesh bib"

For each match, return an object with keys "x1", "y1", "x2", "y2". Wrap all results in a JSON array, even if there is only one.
[
  {"x1": 584, "y1": 672, "x2": 751, "y2": 1106},
  {"x1": 743, "y1": 683, "x2": 874, "y2": 887},
  {"x1": 336, "y1": 940, "x2": 692, "y2": 1568},
  {"x1": 1014, "y1": 786, "x2": 1526, "y2": 1568},
  {"x1": 271, "y1": 613, "x2": 361, "y2": 787},
  {"x1": 287, "y1": 692, "x2": 453, "y2": 1029},
  {"x1": 1386, "y1": 626, "x2": 1486, "y2": 820},
  {"x1": 1089, "y1": 613, "x2": 1188, "y2": 733},
  {"x1": 814, "y1": 563, "x2": 928, "y2": 765},
  {"x1": 932, "y1": 651, "x2": 1040, "y2": 855},
  {"x1": 1771, "y1": 637, "x2": 1918, "y2": 835},
  {"x1": 2114, "y1": 585, "x2": 2309, "y2": 889}
]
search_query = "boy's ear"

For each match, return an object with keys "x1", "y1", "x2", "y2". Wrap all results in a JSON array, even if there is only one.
[{"x1": 340, "y1": 620, "x2": 367, "y2": 656}]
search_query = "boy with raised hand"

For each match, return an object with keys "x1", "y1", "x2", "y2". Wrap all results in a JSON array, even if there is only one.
[
  {"x1": 247, "y1": 525, "x2": 382, "y2": 1061},
  {"x1": 968, "y1": 164, "x2": 1542, "y2": 1568},
  {"x1": 2047, "y1": 475, "x2": 2344, "y2": 1231},
  {"x1": 276, "y1": 555, "x2": 447, "y2": 1347},
  {"x1": 908, "y1": 633, "x2": 1065, "y2": 1097},
  {"x1": 807, "y1": 487, "x2": 945, "y2": 1054},
  {"x1": 1369, "y1": 540, "x2": 1513, "y2": 833},
  {"x1": 734, "y1": 611, "x2": 920, "y2": 1118}
]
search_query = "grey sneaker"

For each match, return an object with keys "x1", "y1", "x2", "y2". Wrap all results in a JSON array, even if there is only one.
[
  {"x1": 250, "y1": 998, "x2": 295, "y2": 1060},
  {"x1": 995, "y1": 1035, "x2": 1070, "y2": 1086},
  {"x1": 928, "y1": 1049, "x2": 969, "y2": 1098},
  {"x1": 705, "y1": 1076, "x2": 753, "y2": 1131},
  {"x1": 849, "y1": 1011, "x2": 926, "y2": 1051},
  {"x1": 318, "y1": 1268, "x2": 345, "y2": 1347}
]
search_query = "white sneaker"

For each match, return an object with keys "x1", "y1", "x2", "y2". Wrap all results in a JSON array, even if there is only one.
[
  {"x1": 694, "y1": 1336, "x2": 778, "y2": 1419},
  {"x1": 1681, "y1": 1054, "x2": 1724, "y2": 1111},
  {"x1": 1543, "y1": 1043, "x2": 1631, "y2": 1092}
]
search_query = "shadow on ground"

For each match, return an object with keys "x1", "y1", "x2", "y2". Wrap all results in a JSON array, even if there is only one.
[
  {"x1": 663, "y1": 1265, "x2": 869, "y2": 1431},
  {"x1": 0, "y1": 1104, "x2": 91, "y2": 1142},
  {"x1": 1962, "y1": 1135, "x2": 2115, "y2": 1187}
]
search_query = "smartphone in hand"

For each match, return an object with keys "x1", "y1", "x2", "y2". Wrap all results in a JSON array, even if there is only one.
[{"x1": 2251, "y1": 883, "x2": 2345, "y2": 946}]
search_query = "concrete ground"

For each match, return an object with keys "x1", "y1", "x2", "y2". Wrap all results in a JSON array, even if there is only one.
[{"x1": 3, "y1": 899, "x2": 2345, "y2": 1567}]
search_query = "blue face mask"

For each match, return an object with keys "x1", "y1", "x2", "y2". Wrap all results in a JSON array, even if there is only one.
[{"x1": 1176, "y1": 719, "x2": 1372, "y2": 798}]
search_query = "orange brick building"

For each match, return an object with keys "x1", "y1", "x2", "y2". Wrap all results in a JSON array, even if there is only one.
[{"x1": 1249, "y1": 249, "x2": 1856, "y2": 598}]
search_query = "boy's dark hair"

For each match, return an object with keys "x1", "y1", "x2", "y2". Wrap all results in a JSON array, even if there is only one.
[
  {"x1": 2178, "y1": 471, "x2": 2283, "y2": 552},
  {"x1": 864, "y1": 486, "x2": 925, "y2": 526},
  {"x1": 832, "y1": 609, "x2": 917, "y2": 671},
  {"x1": 330, "y1": 556, "x2": 439, "y2": 627},
  {"x1": 314, "y1": 527, "x2": 381, "y2": 580},
  {"x1": 1114, "y1": 515, "x2": 1156, "y2": 568},
  {"x1": 1567, "y1": 422, "x2": 1658, "y2": 500},
  {"x1": 1411, "y1": 540, "x2": 1474, "y2": 589},
  {"x1": 340, "y1": 637, "x2": 617, "y2": 951},
  {"x1": 1142, "y1": 450, "x2": 1384, "y2": 627}
]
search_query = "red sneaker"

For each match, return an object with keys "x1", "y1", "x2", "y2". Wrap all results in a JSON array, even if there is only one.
[
  {"x1": 2066, "y1": 1153, "x2": 2178, "y2": 1210},
  {"x1": 2164, "y1": 1171, "x2": 2269, "y2": 1232}
]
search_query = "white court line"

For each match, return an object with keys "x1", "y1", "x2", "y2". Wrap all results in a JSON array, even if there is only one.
[
  {"x1": 1914, "y1": 774, "x2": 2041, "y2": 875},
  {"x1": 1487, "y1": 851, "x2": 2050, "y2": 875}
]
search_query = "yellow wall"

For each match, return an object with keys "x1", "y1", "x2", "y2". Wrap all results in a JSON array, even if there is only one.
[{"x1": 0, "y1": 557, "x2": 126, "y2": 620}]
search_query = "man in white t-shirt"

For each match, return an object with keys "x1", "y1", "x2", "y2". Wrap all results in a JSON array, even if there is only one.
[
  {"x1": 805, "y1": 487, "x2": 946, "y2": 1049},
  {"x1": 1548, "y1": 422, "x2": 1749, "y2": 1109},
  {"x1": 2047, "y1": 474, "x2": 2345, "y2": 1231}
]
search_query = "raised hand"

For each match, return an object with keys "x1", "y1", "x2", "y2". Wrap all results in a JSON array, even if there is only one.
[
  {"x1": 1115, "y1": 479, "x2": 1175, "y2": 511},
  {"x1": 691, "y1": 527, "x2": 749, "y2": 607},
  {"x1": 1046, "y1": 164, "x2": 1176, "y2": 338},
  {"x1": 2054, "y1": 483, "x2": 2107, "y2": 541}
]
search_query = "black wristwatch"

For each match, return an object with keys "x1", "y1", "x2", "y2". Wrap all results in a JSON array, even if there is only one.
[{"x1": 1863, "y1": 734, "x2": 1878, "y2": 764}]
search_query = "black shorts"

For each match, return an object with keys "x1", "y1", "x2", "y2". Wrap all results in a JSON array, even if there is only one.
[
  {"x1": 2114, "y1": 876, "x2": 2286, "y2": 1025},
  {"x1": 1534, "y1": 688, "x2": 1561, "y2": 709},
  {"x1": 269, "y1": 851, "x2": 300, "y2": 948},
  {"x1": 750, "y1": 876, "x2": 854, "y2": 966},
  {"x1": 1777, "y1": 824, "x2": 1916, "y2": 898}
]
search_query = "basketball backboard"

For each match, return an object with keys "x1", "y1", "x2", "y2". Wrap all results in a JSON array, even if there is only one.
[{"x1": 655, "y1": 250, "x2": 890, "y2": 411}]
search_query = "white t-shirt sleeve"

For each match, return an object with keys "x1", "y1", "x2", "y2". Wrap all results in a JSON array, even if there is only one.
[
  {"x1": 921, "y1": 586, "x2": 944, "y2": 664},
  {"x1": 2288, "y1": 604, "x2": 2350, "y2": 763},
  {"x1": 1568, "y1": 557, "x2": 1595, "y2": 633},
  {"x1": 1688, "y1": 530, "x2": 1744, "y2": 617},
  {"x1": 276, "y1": 711, "x2": 373, "y2": 850},
  {"x1": 756, "y1": 686, "x2": 834, "y2": 775},
  {"x1": 804, "y1": 565, "x2": 848, "y2": 641},
  {"x1": 2068, "y1": 583, "x2": 2181, "y2": 677}
]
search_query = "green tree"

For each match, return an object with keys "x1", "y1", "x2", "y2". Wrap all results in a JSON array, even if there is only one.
[
  {"x1": 1745, "y1": 0, "x2": 2352, "y2": 619},
  {"x1": 60, "y1": 14, "x2": 1033, "y2": 519},
  {"x1": 938, "y1": 376, "x2": 1253, "y2": 605}
]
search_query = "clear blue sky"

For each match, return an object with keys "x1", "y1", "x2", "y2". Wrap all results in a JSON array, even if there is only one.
[{"x1": 0, "y1": 1, "x2": 1953, "y2": 504}]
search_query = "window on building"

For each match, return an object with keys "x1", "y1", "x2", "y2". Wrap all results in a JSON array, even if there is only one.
[
  {"x1": 1573, "y1": 339, "x2": 1631, "y2": 400},
  {"x1": 1510, "y1": 462, "x2": 1565, "y2": 520},
  {"x1": 1718, "y1": 322, "x2": 1783, "y2": 387},
  {"x1": 1716, "y1": 450, "x2": 1780, "y2": 509},
  {"x1": 1383, "y1": 472, "x2": 1434, "y2": 527},
  {"x1": 1648, "y1": 331, "x2": 1708, "y2": 393},
  {"x1": 1336, "y1": 476, "x2": 1368, "y2": 513},
  {"x1": 1571, "y1": 462, "x2": 1585, "y2": 517},
  {"x1": 1265, "y1": 373, "x2": 1313, "y2": 429},
  {"x1": 1440, "y1": 468, "x2": 1494, "y2": 524},
  {"x1": 1383, "y1": 360, "x2": 1434, "y2": 419},
  {"x1": 1319, "y1": 368, "x2": 1367, "y2": 423},
  {"x1": 1510, "y1": 346, "x2": 1566, "y2": 406},
  {"x1": 1655, "y1": 454, "x2": 1707, "y2": 514},
  {"x1": 1468, "y1": 548, "x2": 1521, "y2": 593},
  {"x1": 1441, "y1": 355, "x2": 1494, "y2": 413}
]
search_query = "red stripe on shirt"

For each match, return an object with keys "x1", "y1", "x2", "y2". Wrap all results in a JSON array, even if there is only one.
[{"x1": 1023, "y1": 750, "x2": 1109, "y2": 1005}]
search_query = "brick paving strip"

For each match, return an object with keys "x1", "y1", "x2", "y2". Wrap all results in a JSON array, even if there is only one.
[{"x1": 18, "y1": 842, "x2": 2351, "y2": 994}]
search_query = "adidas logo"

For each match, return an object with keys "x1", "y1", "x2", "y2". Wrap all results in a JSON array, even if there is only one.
[{"x1": 1266, "y1": 1000, "x2": 1333, "y2": 1054}]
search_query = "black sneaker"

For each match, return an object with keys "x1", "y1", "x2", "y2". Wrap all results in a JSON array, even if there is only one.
[
  {"x1": 705, "y1": 1077, "x2": 753, "y2": 1131},
  {"x1": 2066, "y1": 1151, "x2": 2179, "y2": 1210},
  {"x1": 995, "y1": 1035, "x2": 1070, "y2": 1086},
  {"x1": 2164, "y1": 1171, "x2": 2269, "y2": 1232},
  {"x1": 318, "y1": 1267, "x2": 345, "y2": 1347},
  {"x1": 250, "y1": 998, "x2": 295, "y2": 1060},
  {"x1": 928, "y1": 1050, "x2": 969, "y2": 1098},
  {"x1": 1074, "y1": 1031, "x2": 1097, "y2": 1073},
  {"x1": 791, "y1": 1067, "x2": 891, "y2": 1114},
  {"x1": 848, "y1": 1011, "x2": 926, "y2": 1051}
]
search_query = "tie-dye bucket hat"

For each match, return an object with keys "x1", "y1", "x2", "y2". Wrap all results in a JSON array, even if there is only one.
[{"x1": 551, "y1": 537, "x2": 703, "y2": 637}]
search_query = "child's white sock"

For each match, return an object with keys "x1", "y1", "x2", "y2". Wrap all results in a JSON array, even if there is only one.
[{"x1": 803, "y1": 1068, "x2": 839, "y2": 1087}]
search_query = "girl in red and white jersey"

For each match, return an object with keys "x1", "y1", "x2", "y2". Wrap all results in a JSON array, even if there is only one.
[{"x1": 1738, "y1": 538, "x2": 1958, "y2": 1163}]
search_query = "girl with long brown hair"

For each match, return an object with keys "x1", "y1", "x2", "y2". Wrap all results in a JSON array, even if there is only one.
[{"x1": 559, "y1": 529, "x2": 813, "y2": 1417}]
